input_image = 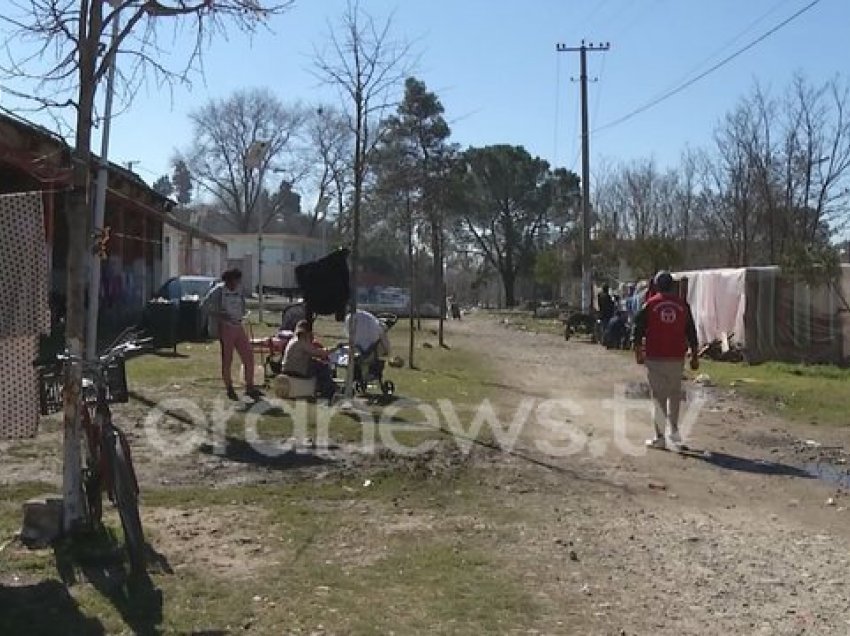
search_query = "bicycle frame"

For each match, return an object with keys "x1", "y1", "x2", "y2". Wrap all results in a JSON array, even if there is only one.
[
  {"x1": 80, "y1": 369, "x2": 140, "y2": 527},
  {"x1": 52, "y1": 334, "x2": 148, "y2": 573}
]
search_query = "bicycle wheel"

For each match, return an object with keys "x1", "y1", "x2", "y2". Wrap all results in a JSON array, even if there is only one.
[
  {"x1": 107, "y1": 431, "x2": 146, "y2": 574},
  {"x1": 82, "y1": 407, "x2": 103, "y2": 527}
]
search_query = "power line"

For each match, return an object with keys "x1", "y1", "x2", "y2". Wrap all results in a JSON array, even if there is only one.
[
  {"x1": 591, "y1": 50, "x2": 608, "y2": 131},
  {"x1": 650, "y1": 0, "x2": 795, "y2": 105},
  {"x1": 593, "y1": 0, "x2": 823, "y2": 134}
]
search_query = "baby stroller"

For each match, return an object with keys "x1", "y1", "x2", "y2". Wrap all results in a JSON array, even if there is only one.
[{"x1": 333, "y1": 313, "x2": 398, "y2": 396}]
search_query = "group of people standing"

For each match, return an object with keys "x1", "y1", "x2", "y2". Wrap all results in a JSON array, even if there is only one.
[
  {"x1": 204, "y1": 268, "x2": 391, "y2": 405},
  {"x1": 204, "y1": 266, "x2": 698, "y2": 452}
]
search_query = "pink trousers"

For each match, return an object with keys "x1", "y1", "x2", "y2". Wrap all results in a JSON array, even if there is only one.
[{"x1": 219, "y1": 321, "x2": 254, "y2": 387}]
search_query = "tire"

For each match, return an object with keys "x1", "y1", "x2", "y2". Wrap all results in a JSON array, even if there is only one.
[
  {"x1": 108, "y1": 432, "x2": 146, "y2": 574},
  {"x1": 83, "y1": 408, "x2": 103, "y2": 527}
]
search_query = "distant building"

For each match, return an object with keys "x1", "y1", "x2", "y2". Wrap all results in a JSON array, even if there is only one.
[
  {"x1": 162, "y1": 216, "x2": 227, "y2": 281},
  {"x1": 217, "y1": 232, "x2": 326, "y2": 294}
]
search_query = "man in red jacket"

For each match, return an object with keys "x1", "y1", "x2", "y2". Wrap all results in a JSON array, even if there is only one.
[{"x1": 632, "y1": 271, "x2": 699, "y2": 450}]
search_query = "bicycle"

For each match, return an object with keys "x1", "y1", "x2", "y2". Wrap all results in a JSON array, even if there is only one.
[{"x1": 38, "y1": 331, "x2": 149, "y2": 574}]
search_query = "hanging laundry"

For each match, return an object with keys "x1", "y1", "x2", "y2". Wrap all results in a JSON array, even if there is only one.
[
  {"x1": 0, "y1": 192, "x2": 50, "y2": 439},
  {"x1": 0, "y1": 192, "x2": 49, "y2": 338},
  {"x1": 295, "y1": 249, "x2": 350, "y2": 319},
  {"x1": 0, "y1": 335, "x2": 40, "y2": 439}
]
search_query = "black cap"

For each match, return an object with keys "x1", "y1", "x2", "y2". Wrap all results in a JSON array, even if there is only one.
[{"x1": 653, "y1": 270, "x2": 674, "y2": 292}]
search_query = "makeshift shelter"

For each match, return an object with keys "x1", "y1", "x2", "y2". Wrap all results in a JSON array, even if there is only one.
[{"x1": 675, "y1": 266, "x2": 850, "y2": 365}]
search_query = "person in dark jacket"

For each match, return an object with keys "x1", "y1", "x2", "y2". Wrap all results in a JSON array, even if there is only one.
[
  {"x1": 597, "y1": 283, "x2": 617, "y2": 326},
  {"x1": 603, "y1": 310, "x2": 629, "y2": 349},
  {"x1": 632, "y1": 271, "x2": 699, "y2": 450}
]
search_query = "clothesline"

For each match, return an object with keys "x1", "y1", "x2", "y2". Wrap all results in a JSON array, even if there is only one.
[
  {"x1": 0, "y1": 187, "x2": 73, "y2": 198},
  {"x1": 110, "y1": 231, "x2": 162, "y2": 246}
]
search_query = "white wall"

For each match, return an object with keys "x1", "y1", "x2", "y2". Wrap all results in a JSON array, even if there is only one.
[
  {"x1": 217, "y1": 233, "x2": 325, "y2": 290},
  {"x1": 162, "y1": 225, "x2": 180, "y2": 283},
  {"x1": 162, "y1": 223, "x2": 226, "y2": 281}
]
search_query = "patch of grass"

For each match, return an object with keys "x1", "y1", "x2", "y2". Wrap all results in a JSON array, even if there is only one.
[
  {"x1": 123, "y1": 317, "x2": 497, "y2": 452},
  {"x1": 701, "y1": 360, "x2": 850, "y2": 427},
  {"x1": 485, "y1": 309, "x2": 565, "y2": 337},
  {"x1": 0, "y1": 472, "x2": 537, "y2": 635},
  {"x1": 2, "y1": 317, "x2": 544, "y2": 634},
  {"x1": 254, "y1": 541, "x2": 537, "y2": 635},
  {"x1": 141, "y1": 471, "x2": 536, "y2": 634}
]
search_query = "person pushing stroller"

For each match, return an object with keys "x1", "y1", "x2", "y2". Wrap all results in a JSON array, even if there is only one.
[
  {"x1": 341, "y1": 309, "x2": 396, "y2": 396},
  {"x1": 344, "y1": 309, "x2": 391, "y2": 358}
]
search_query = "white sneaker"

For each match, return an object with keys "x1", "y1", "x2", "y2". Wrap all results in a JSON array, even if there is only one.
[
  {"x1": 646, "y1": 437, "x2": 666, "y2": 450},
  {"x1": 668, "y1": 429, "x2": 683, "y2": 446}
]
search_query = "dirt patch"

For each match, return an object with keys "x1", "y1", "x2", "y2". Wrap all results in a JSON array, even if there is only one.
[
  {"x1": 442, "y1": 315, "x2": 850, "y2": 634},
  {"x1": 143, "y1": 506, "x2": 275, "y2": 579}
]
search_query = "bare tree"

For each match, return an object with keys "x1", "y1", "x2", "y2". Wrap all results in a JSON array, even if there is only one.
[
  {"x1": 313, "y1": 0, "x2": 411, "y2": 397},
  {"x1": 702, "y1": 76, "x2": 850, "y2": 266},
  {"x1": 0, "y1": 0, "x2": 292, "y2": 532},
  {"x1": 303, "y1": 105, "x2": 353, "y2": 235},
  {"x1": 182, "y1": 88, "x2": 307, "y2": 232},
  {"x1": 783, "y1": 75, "x2": 850, "y2": 243},
  {"x1": 674, "y1": 147, "x2": 700, "y2": 264}
]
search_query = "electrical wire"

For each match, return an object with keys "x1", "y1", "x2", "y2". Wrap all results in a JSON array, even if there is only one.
[
  {"x1": 580, "y1": 0, "x2": 614, "y2": 36},
  {"x1": 591, "y1": 50, "x2": 607, "y2": 130},
  {"x1": 593, "y1": 0, "x2": 824, "y2": 134},
  {"x1": 649, "y1": 0, "x2": 795, "y2": 107},
  {"x1": 568, "y1": 98, "x2": 581, "y2": 172}
]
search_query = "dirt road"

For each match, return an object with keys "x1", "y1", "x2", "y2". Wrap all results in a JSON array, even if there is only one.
[
  {"x1": 3, "y1": 314, "x2": 850, "y2": 634},
  {"x1": 450, "y1": 315, "x2": 850, "y2": 635}
]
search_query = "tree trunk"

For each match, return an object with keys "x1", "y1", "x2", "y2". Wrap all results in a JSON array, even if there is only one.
[
  {"x1": 62, "y1": 184, "x2": 88, "y2": 533},
  {"x1": 431, "y1": 219, "x2": 441, "y2": 302},
  {"x1": 406, "y1": 194, "x2": 415, "y2": 369},
  {"x1": 437, "y1": 218, "x2": 445, "y2": 348},
  {"x1": 344, "y1": 91, "x2": 364, "y2": 399},
  {"x1": 62, "y1": 10, "x2": 99, "y2": 531},
  {"x1": 503, "y1": 270, "x2": 516, "y2": 308},
  {"x1": 503, "y1": 236, "x2": 517, "y2": 307}
]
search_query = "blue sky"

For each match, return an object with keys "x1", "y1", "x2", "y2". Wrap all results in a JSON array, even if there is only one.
[{"x1": 3, "y1": 0, "x2": 848, "y2": 188}]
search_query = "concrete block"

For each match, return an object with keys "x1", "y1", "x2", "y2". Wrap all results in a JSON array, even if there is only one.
[
  {"x1": 273, "y1": 374, "x2": 316, "y2": 399},
  {"x1": 21, "y1": 495, "x2": 63, "y2": 547}
]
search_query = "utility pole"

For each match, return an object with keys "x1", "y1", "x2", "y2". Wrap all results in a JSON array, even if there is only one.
[
  {"x1": 85, "y1": 3, "x2": 121, "y2": 363},
  {"x1": 257, "y1": 200, "x2": 265, "y2": 324},
  {"x1": 245, "y1": 140, "x2": 269, "y2": 324},
  {"x1": 556, "y1": 40, "x2": 609, "y2": 313}
]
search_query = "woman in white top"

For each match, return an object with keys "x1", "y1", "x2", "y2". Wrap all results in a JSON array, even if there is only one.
[{"x1": 205, "y1": 269, "x2": 263, "y2": 401}]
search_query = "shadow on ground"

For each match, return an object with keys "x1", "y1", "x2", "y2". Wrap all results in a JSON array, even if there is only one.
[
  {"x1": 694, "y1": 450, "x2": 814, "y2": 479},
  {"x1": 199, "y1": 436, "x2": 333, "y2": 470},
  {"x1": 0, "y1": 579, "x2": 106, "y2": 635},
  {"x1": 46, "y1": 526, "x2": 169, "y2": 636}
]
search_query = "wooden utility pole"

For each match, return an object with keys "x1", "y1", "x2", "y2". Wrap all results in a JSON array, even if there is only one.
[{"x1": 556, "y1": 40, "x2": 609, "y2": 313}]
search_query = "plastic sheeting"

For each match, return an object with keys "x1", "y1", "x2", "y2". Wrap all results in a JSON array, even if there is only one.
[{"x1": 675, "y1": 265, "x2": 850, "y2": 364}]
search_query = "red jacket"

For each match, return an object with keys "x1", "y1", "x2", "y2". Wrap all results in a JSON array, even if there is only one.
[{"x1": 634, "y1": 292, "x2": 698, "y2": 359}]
